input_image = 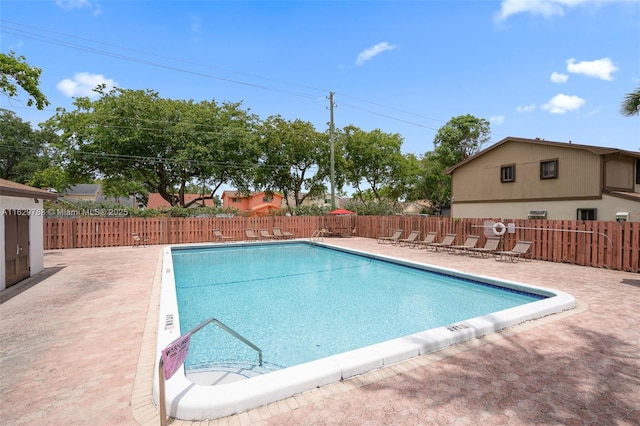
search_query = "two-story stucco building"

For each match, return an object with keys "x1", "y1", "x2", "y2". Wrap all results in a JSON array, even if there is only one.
[
  {"x1": 445, "y1": 137, "x2": 640, "y2": 222},
  {"x1": 221, "y1": 190, "x2": 284, "y2": 216}
]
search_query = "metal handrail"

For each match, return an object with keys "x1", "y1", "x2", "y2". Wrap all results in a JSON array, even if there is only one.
[
  {"x1": 310, "y1": 228, "x2": 327, "y2": 242},
  {"x1": 158, "y1": 317, "x2": 262, "y2": 425}
]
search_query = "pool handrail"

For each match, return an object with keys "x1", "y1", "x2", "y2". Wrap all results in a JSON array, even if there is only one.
[{"x1": 158, "y1": 317, "x2": 263, "y2": 426}]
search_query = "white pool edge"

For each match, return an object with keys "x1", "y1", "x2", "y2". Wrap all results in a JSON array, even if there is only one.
[{"x1": 152, "y1": 241, "x2": 576, "y2": 421}]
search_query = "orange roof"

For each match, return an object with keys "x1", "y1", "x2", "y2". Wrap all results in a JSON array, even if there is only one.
[{"x1": 250, "y1": 202, "x2": 280, "y2": 212}]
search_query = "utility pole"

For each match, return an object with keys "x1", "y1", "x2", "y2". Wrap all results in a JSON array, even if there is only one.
[{"x1": 328, "y1": 91, "x2": 336, "y2": 209}]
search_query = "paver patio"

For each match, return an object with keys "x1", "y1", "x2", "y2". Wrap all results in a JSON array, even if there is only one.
[{"x1": 1, "y1": 238, "x2": 638, "y2": 425}]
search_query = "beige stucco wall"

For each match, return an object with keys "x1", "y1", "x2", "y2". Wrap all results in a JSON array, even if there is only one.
[
  {"x1": 451, "y1": 194, "x2": 640, "y2": 222},
  {"x1": 0, "y1": 196, "x2": 46, "y2": 291}
]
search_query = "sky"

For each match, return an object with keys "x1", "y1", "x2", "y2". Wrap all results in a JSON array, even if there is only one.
[{"x1": 1, "y1": 0, "x2": 639, "y2": 158}]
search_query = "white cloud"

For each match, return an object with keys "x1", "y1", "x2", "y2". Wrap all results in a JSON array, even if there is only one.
[
  {"x1": 56, "y1": 0, "x2": 101, "y2": 16},
  {"x1": 490, "y1": 115, "x2": 505, "y2": 124},
  {"x1": 355, "y1": 42, "x2": 397, "y2": 66},
  {"x1": 57, "y1": 72, "x2": 118, "y2": 99},
  {"x1": 542, "y1": 93, "x2": 585, "y2": 114},
  {"x1": 566, "y1": 57, "x2": 619, "y2": 81},
  {"x1": 550, "y1": 72, "x2": 569, "y2": 83},
  {"x1": 495, "y1": 0, "x2": 592, "y2": 22},
  {"x1": 56, "y1": 0, "x2": 91, "y2": 10},
  {"x1": 517, "y1": 104, "x2": 536, "y2": 113}
]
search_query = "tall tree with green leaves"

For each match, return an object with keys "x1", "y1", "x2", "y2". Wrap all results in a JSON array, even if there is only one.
[
  {"x1": 0, "y1": 51, "x2": 49, "y2": 110},
  {"x1": 620, "y1": 86, "x2": 640, "y2": 117},
  {"x1": 412, "y1": 114, "x2": 491, "y2": 212},
  {"x1": 341, "y1": 125, "x2": 408, "y2": 204},
  {"x1": 432, "y1": 114, "x2": 490, "y2": 165},
  {"x1": 44, "y1": 87, "x2": 259, "y2": 206},
  {"x1": 255, "y1": 115, "x2": 328, "y2": 209},
  {"x1": 0, "y1": 109, "x2": 60, "y2": 185}
]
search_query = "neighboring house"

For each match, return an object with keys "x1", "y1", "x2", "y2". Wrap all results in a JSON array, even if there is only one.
[
  {"x1": 0, "y1": 179, "x2": 58, "y2": 290},
  {"x1": 222, "y1": 190, "x2": 283, "y2": 216},
  {"x1": 281, "y1": 192, "x2": 350, "y2": 209},
  {"x1": 401, "y1": 200, "x2": 435, "y2": 215},
  {"x1": 96, "y1": 194, "x2": 136, "y2": 207},
  {"x1": 63, "y1": 183, "x2": 101, "y2": 201},
  {"x1": 63, "y1": 184, "x2": 135, "y2": 207},
  {"x1": 445, "y1": 137, "x2": 640, "y2": 222},
  {"x1": 147, "y1": 193, "x2": 216, "y2": 209}
]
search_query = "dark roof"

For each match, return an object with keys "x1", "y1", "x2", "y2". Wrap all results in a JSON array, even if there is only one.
[
  {"x1": 64, "y1": 184, "x2": 101, "y2": 196},
  {"x1": 444, "y1": 137, "x2": 640, "y2": 175},
  {"x1": 0, "y1": 179, "x2": 59, "y2": 200}
]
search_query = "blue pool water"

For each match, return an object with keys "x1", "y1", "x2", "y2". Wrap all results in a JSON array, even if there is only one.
[{"x1": 172, "y1": 243, "x2": 544, "y2": 373}]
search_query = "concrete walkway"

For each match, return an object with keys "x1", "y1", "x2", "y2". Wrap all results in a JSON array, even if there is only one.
[{"x1": 1, "y1": 239, "x2": 638, "y2": 425}]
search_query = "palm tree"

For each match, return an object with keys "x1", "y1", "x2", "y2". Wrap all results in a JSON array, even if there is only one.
[{"x1": 620, "y1": 86, "x2": 640, "y2": 117}]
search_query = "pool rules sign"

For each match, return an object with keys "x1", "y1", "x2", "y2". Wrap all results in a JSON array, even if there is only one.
[{"x1": 161, "y1": 333, "x2": 192, "y2": 379}]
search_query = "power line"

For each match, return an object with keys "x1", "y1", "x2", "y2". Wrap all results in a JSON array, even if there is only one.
[
  {"x1": 0, "y1": 19, "x2": 452, "y2": 133},
  {"x1": 1, "y1": 24, "x2": 321, "y2": 101},
  {"x1": 1, "y1": 19, "x2": 331, "y2": 96},
  {"x1": 0, "y1": 141, "x2": 322, "y2": 173}
]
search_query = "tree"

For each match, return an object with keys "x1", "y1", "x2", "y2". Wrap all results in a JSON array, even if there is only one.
[
  {"x1": 0, "y1": 108, "x2": 58, "y2": 184},
  {"x1": 341, "y1": 126, "x2": 408, "y2": 205},
  {"x1": 410, "y1": 152, "x2": 452, "y2": 212},
  {"x1": 45, "y1": 88, "x2": 259, "y2": 207},
  {"x1": 412, "y1": 114, "x2": 491, "y2": 212},
  {"x1": 620, "y1": 86, "x2": 640, "y2": 117},
  {"x1": 0, "y1": 51, "x2": 50, "y2": 110},
  {"x1": 255, "y1": 115, "x2": 328, "y2": 209},
  {"x1": 432, "y1": 114, "x2": 490, "y2": 165}
]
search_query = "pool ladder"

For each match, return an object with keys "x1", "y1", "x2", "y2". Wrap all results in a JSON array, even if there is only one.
[
  {"x1": 310, "y1": 228, "x2": 327, "y2": 242},
  {"x1": 158, "y1": 317, "x2": 262, "y2": 426}
]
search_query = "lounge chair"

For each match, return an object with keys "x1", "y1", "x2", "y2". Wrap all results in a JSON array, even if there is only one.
[
  {"x1": 425, "y1": 233, "x2": 456, "y2": 251},
  {"x1": 396, "y1": 230, "x2": 419, "y2": 246},
  {"x1": 213, "y1": 229, "x2": 234, "y2": 242},
  {"x1": 244, "y1": 228, "x2": 260, "y2": 241},
  {"x1": 448, "y1": 235, "x2": 480, "y2": 254},
  {"x1": 377, "y1": 229, "x2": 403, "y2": 244},
  {"x1": 259, "y1": 229, "x2": 277, "y2": 240},
  {"x1": 273, "y1": 227, "x2": 294, "y2": 239},
  {"x1": 467, "y1": 236, "x2": 501, "y2": 257},
  {"x1": 132, "y1": 232, "x2": 148, "y2": 247},
  {"x1": 412, "y1": 232, "x2": 437, "y2": 249},
  {"x1": 494, "y1": 240, "x2": 532, "y2": 262}
]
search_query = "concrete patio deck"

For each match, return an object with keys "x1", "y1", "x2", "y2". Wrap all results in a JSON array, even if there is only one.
[{"x1": 1, "y1": 238, "x2": 638, "y2": 425}]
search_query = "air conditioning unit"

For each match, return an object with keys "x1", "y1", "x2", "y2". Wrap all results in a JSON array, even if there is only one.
[
  {"x1": 615, "y1": 212, "x2": 629, "y2": 222},
  {"x1": 528, "y1": 210, "x2": 547, "y2": 219}
]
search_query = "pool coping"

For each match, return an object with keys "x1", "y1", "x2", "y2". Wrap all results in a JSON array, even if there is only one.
[{"x1": 151, "y1": 240, "x2": 576, "y2": 421}]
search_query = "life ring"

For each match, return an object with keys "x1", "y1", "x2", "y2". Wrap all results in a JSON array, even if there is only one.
[{"x1": 492, "y1": 222, "x2": 506, "y2": 236}]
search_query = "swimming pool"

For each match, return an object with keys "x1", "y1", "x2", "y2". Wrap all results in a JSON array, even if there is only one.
[{"x1": 153, "y1": 240, "x2": 575, "y2": 421}]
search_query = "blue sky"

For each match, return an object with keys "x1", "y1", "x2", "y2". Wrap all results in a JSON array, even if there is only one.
[{"x1": 2, "y1": 0, "x2": 639, "y2": 156}]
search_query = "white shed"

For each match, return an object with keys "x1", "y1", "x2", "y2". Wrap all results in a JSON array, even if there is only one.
[{"x1": 0, "y1": 179, "x2": 58, "y2": 290}]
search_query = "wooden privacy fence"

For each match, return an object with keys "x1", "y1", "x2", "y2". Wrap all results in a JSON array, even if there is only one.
[{"x1": 43, "y1": 216, "x2": 639, "y2": 273}]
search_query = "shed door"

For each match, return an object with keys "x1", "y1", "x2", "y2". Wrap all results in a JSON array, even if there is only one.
[{"x1": 4, "y1": 212, "x2": 30, "y2": 287}]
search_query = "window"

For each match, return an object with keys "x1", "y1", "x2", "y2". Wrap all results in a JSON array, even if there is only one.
[
  {"x1": 232, "y1": 198, "x2": 240, "y2": 203},
  {"x1": 577, "y1": 208, "x2": 597, "y2": 220},
  {"x1": 540, "y1": 159, "x2": 558, "y2": 179},
  {"x1": 501, "y1": 164, "x2": 515, "y2": 182},
  {"x1": 636, "y1": 159, "x2": 640, "y2": 185}
]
